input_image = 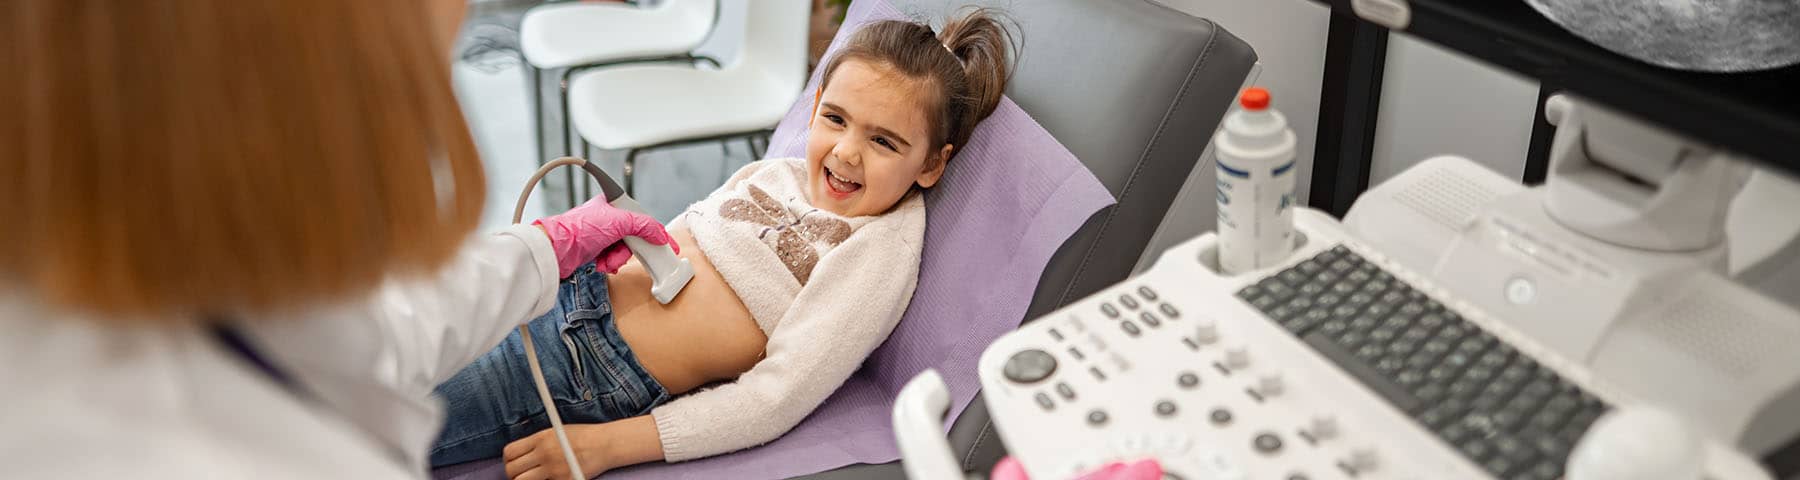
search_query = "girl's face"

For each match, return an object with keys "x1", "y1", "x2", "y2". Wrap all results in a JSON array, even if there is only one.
[{"x1": 805, "y1": 59, "x2": 952, "y2": 217}]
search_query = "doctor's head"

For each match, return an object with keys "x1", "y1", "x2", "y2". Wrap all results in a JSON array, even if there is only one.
[
  {"x1": 0, "y1": 0, "x2": 484, "y2": 320},
  {"x1": 805, "y1": 8, "x2": 1015, "y2": 217}
]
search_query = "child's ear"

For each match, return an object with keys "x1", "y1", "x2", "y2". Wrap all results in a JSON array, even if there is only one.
[
  {"x1": 915, "y1": 144, "x2": 954, "y2": 189},
  {"x1": 807, "y1": 87, "x2": 823, "y2": 128}
]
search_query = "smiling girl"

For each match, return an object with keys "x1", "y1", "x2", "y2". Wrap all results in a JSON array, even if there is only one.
[{"x1": 429, "y1": 9, "x2": 1014, "y2": 479}]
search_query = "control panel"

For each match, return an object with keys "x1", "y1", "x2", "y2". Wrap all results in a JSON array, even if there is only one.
[{"x1": 973, "y1": 209, "x2": 1648, "y2": 480}]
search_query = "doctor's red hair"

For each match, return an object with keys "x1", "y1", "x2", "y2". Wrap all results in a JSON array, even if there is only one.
[{"x1": 0, "y1": 0, "x2": 486, "y2": 321}]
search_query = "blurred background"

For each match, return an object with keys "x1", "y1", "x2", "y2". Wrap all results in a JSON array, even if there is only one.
[{"x1": 455, "y1": 0, "x2": 847, "y2": 231}]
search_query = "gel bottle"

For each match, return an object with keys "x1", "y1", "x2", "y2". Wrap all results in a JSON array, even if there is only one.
[{"x1": 1215, "y1": 87, "x2": 1298, "y2": 275}]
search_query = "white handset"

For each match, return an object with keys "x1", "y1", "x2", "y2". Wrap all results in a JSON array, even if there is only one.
[
  {"x1": 589, "y1": 187, "x2": 693, "y2": 304},
  {"x1": 1567, "y1": 406, "x2": 1704, "y2": 480},
  {"x1": 893, "y1": 369, "x2": 965, "y2": 480},
  {"x1": 1566, "y1": 405, "x2": 1776, "y2": 480}
]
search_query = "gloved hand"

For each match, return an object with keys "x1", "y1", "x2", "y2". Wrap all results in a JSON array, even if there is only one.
[
  {"x1": 990, "y1": 457, "x2": 1162, "y2": 480},
  {"x1": 535, "y1": 195, "x2": 679, "y2": 278}
]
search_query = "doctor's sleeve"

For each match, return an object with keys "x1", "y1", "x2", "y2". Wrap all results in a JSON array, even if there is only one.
[{"x1": 368, "y1": 224, "x2": 562, "y2": 392}]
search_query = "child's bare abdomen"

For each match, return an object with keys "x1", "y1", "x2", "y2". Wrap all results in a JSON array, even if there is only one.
[{"x1": 605, "y1": 229, "x2": 767, "y2": 395}]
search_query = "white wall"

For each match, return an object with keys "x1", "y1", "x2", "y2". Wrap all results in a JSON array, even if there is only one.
[
  {"x1": 692, "y1": 0, "x2": 745, "y2": 64},
  {"x1": 1136, "y1": 2, "x2": 1551, "y2": 272},
  {"x1": 1369, "y1": 33, "x2": 1538, "y2": 185},
  {"x1": 1156, "y1": 0, "x2": 1333, "y2": 206},
  {"x1": 1140, "y1": 0, "x2": 1332, "y2": 271}
]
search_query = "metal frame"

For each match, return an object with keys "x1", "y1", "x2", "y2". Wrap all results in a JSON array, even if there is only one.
[
  {"x1": 554, "y1": 53, "x2": 724, "y2": 158},
  {"x1": 1307, "y1": 0, "x2": 1800, "y2": 180},
  {"x1": 1523, "y1": 83, "x2": 1560, "y2": 185},
  {"x1": 525, "y1": 54, "x2": 722, "y2": 206},
  {"x1": 579, "y1": 128, "x2": 774, "y2": 198},
  {"x1": 1307, "y1": 9, "x2": 1389, "y2": 218},
  {"x1": 522, "y1": 0, "x2": 727, "y2": 207}
]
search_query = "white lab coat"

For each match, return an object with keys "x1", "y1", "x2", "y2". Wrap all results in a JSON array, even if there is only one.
[{"x1": 0, "y1": 224, "x2": 560, "y2": 479}]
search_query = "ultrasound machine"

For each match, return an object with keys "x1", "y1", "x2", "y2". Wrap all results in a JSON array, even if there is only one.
[{"x1": 892, "y1": 3, "x2": 1800, "y2": 479}]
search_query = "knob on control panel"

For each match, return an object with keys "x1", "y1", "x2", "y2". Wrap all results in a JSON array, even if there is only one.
[
  {"x1": 1003, "y1": 349, "x2": 1058, "y2": 384},
  {"x1": 1258, "y1": 373, "x2": 1284, "y2": 396},
  {"x1": 1348, "y1": 449, "x2": 1379, "y2": 472},
  {"x1": 1194, "y1": 319, "x2": 1221, "y2": 344},
  {"x1": 1225, "y1": 347, "x2": 1250, "y2": 369},
  {"x1": 1310, "y1": 416, "x2": 1339, "y2": 440}
]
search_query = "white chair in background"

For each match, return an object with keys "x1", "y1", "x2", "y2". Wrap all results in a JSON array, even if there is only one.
[
  {"x1": 518, "y1": 0, "x2": 720, "y2": 203},
  {"x1": 566, "y1": 0, "x2": 810, "y2": 196}
]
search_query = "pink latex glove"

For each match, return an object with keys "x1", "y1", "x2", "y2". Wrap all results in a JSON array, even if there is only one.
[
  {"x1": 534, "y1": 195, "x2": 678, "y2": 278},
  {"x1": 990, "y1": 457, "x2": 1162, "y2": 480}
]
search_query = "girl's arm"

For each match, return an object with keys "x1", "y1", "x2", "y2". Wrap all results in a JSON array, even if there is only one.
[{"x1": 602, "y1": 416, "x2": 667, "y2": 468}]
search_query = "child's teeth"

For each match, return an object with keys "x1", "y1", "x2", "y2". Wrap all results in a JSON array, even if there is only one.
[{"x1": 831, "y1": 170, "x2": 858, "y2": 185}]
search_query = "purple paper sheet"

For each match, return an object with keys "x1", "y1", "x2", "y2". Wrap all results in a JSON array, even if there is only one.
[{"x1": 435, "y1": 1, "x2": 1112, "y2": 478}]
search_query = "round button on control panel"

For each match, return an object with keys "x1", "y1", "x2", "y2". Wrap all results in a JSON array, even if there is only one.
[
  {"x1": 1209, "y1": 408, "x2": 1234, "y2": 426},
  {"x1": 1253, "y1": 432, "x2": 1283, "y2": 454},
  {"x1": 1506, "y1": 276, "x2": 1537, "y2": 305},
  {"x1": 1177, "y1": 372, "x2": 1200, "y2": 389},
  {"x1": 1155, "y1": 400, "x2": 1179, "y2": 417},
  {"x1": 1003, "y1": 349, "x2": 1058, "y2": 384},
  {"x1": 1087, "y1": 409, "x2": 1110, "y2": 426}
]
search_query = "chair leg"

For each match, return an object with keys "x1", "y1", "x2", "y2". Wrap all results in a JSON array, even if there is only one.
[
  {"x1": 718, "y1": 140, "x2": 732, "y2": 185},
  {"x1": 529, "y1": 65, "x2": 544, "y2": 166},
  {"x1": 563, "y1": 137, "x2": 587, "y2": 208},
  {"x1": 559, "y1": 68, "x2": 576, "y2": 158},
  {"x1": 718, "y1": 158, "x2": 731, "y2": 186},
  {"x1": 624, "y1": 148, "x2": 640, "y2": 198},
  {"x1": 579, "y1": 139, "x2": 594, "y2": 201}
]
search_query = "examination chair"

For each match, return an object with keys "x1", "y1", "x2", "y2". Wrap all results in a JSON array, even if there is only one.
[{"x1": 802, "y1": 0, "x2": 1257, "y2": 478}]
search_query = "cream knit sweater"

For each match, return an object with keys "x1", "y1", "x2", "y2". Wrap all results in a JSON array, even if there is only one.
[{"x1": 652, "y1": 157, "x2": 926, "y2": 461}]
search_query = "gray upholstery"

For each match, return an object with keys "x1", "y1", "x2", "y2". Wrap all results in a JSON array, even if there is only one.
[{"x1": 800, "y1": 1, "x2": 1255, "y2": 478}]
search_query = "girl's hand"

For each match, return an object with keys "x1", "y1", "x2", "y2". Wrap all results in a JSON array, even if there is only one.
[
  {"x1": 503, "y1": 424, "x2": 612, "y2": 480},
  {"x1": 503, "y1": 416, "x2": 666, "y2": 480}
]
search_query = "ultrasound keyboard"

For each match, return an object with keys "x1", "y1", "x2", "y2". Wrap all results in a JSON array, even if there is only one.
[
  {"x1": 1238, "y1": 245, "x2": 1609, "y2": 479},
  {"x1": 960, "y1": 209, "x2": 1672, "y2": 480}
]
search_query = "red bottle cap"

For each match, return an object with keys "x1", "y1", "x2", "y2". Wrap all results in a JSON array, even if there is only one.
[{"x1": 1240, "y1": 87, "x2": 1271, "y2": 110}]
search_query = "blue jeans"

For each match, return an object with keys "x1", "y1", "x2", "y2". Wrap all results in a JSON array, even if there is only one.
[{"x1": 429, "y1": 264, "x2": 670, "y2": 467}]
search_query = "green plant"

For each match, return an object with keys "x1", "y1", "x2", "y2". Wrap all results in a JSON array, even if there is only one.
[{"x1": 827, "y1": 0, "x2": 852, "y2": 24}]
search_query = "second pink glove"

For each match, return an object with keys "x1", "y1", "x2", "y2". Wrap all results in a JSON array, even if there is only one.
[{"x1": 535, "y1": 195, "x2": 679, "y2": 278}]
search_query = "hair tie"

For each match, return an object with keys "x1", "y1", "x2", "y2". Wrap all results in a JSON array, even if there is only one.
[{"x1": 930, "y1": 25, "x2": 959, "y2": 62}]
